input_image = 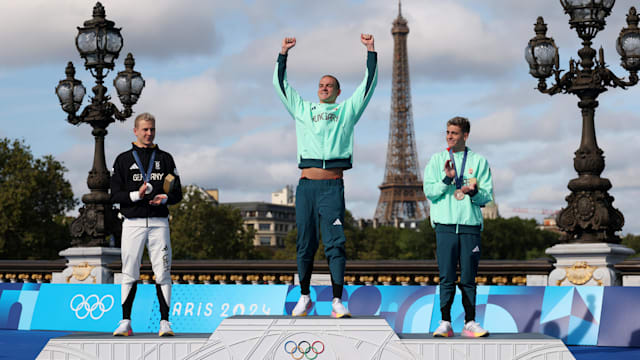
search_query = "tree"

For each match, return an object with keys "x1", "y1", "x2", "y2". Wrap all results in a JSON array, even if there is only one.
[
  {"x1": 396, "y1": 221, "x2": 437, "y2": 260},
  {"x1": 169, "y1": 188, "x2": 259, "y2": 259},
  {"x1": 481, "y1": 217, "x2": 560, "y2": 260},
  {"x1": 622, "y1": 234, "x2": 640, "y2": 257},
  {"x1": 0, "y1": 138, "x2": 77, "y2": 259}
]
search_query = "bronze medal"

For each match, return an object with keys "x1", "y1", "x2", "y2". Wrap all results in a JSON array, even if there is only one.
[{"x1": 454, "y1": 189, "x2": 465, "y2": 200}]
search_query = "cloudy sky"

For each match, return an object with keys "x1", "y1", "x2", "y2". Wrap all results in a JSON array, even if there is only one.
[{"x1": 1, "y1": 0, "x2": 639, "y2": 234}]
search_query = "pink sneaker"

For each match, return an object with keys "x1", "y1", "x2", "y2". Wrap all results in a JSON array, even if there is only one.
[
  {"x1": 330, "y1": 298, "x2": 351, "y2": 318},
  {"x1": 292, "y1": 295, "x2": 313, "y2": 316},
  {"x1": 113, "y1": 319, "x2": 133, "y2": 336},
  {"x1": 462, "y1": 321, "x2": 489, "y2": 338},
  {"x1": 433, "y1": 320, "x2": 454, "y2": 337}
]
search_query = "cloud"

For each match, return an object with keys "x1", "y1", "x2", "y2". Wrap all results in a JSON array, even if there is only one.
[
  {"x1": 172, "y1": 127, "x2": 298, "y2": 191},
  {"x1": 527, "y1": 185, "x2": 568, "y2": 204},
  {"x1": 213, "y1": 0, "x2": 539, "y2": 87},
  {"x1": 0, "y1": 0, "x2": 220, "y2": 68},
  {"x1": 491, "y1": 168, "x2": 516, "y2": 197},
  {"x1": 405, "y1": 0, "x2": 525, "y2": 80},
  {"x1": 134, "y1": 74, "x2": 223, "y2": 136}
]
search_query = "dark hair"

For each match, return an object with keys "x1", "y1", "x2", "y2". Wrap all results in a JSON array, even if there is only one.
[
  {"x1": 447, "y1": 116, "x2": 470, "y2": 134},
  {"x1": 320, "y1": 75, "x2": 340, "y2": 90}
]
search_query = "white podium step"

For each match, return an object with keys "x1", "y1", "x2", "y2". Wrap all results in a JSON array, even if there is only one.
[
  {"x1": 398, "y1": 333, "x2": 575, "y2": 360},
  {"x1": 36, "y1": 332, "x2": 209, "y2": 360},
  {"x1": 37, "y1": 316, "x2": 575, "y2": 360}
]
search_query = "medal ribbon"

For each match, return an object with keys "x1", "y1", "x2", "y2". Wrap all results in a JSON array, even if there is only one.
[
  {"x1": 448, "y1": 147, "x2": 468, "y2": 189},
  {"x1": 132, "y1": 149, "x2": 157, "y2": 184}
]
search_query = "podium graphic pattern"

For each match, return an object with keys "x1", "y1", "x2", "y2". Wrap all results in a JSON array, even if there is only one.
[{"x1": 37, "y1": 316, "x2": 575, "y2": 359}]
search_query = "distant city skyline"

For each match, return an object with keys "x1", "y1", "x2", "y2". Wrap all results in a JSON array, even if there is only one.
[{"x1": 1, "y1": 0, "x2": 639, "y2": 233}]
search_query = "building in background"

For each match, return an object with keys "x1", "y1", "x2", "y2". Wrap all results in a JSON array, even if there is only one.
[
  {"x1": 271, "y1": 185, "x2": 294, "y2": 206},
  {"x1": 537, "y1": 216, "x2": 564, "y2": 235},
  {"x1": 205, "y1": 189, "x2": 219, "y2": 203},
  {"x1": 184, "y1": 184, "x2": 219, "y2": 205},
  {"x1": 224, "y1": 186, "x2": 296, "y2": 247},
  {"x1": 481, "y1": 201, "x2": 500, "y2": 220},
  {"x1": 374, "y1": 4, "x2": 429, "y2": 227}
]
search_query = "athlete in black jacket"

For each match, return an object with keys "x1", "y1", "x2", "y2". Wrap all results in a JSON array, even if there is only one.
[{"x1": 110, "y1": 112, "x2": 182, "y2": 337}]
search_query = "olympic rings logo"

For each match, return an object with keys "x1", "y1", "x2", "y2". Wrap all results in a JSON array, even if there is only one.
[
  {"x1": 283, "y1": 340, "x2": 325, "y2": 359},
  {"x1": 69, "y1": 294, "x2": 115, "y2": 320}
]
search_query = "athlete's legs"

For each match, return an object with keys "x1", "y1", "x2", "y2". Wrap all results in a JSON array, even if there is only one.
[
  {"x1": 295, "y1": 179, "x2": 319, "y2": 295},
  {"x1": 120, "y1": 225, "x2": 148, "y2": 319},
  {"x1": 459, "y1": 232, "x2": 481, "y2": 323},
  {"x1": 436, "y1": 228, "x2": 459, "y2": 322},
  {"x1": 148, "y1": 226, "x2": 172, "y2": 321},
  {"x1": 318, "y1": 180, "x2": 346, "y2": 299}
]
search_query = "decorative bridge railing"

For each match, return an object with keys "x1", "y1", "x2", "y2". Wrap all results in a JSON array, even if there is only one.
[{"x1": 1, "y1": 258, "x2": 638, "y2": 285}]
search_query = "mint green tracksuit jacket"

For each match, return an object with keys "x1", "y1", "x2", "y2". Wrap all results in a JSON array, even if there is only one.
[
  {"x1": 423, "y1": 147, "x2": 493, "y2": 229},
  {"x1": 273, "y1": 52, "x2": 378, "y2": 169}
]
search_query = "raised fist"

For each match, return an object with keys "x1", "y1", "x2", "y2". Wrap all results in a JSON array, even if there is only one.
[
  {"x1": 281, "y1": 37, "x2": 296, "y2": 55},
  {"x1": 361, "y1": 33, "x2": 375, "y2": 51}
]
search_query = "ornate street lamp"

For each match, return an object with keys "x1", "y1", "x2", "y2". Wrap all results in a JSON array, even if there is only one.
[
  {"x1": 525, "y1": 2, "x2": 640, "y2": 244},
  {"x1": 56, "y1": 2, "x2": 145, "y2": 246}
]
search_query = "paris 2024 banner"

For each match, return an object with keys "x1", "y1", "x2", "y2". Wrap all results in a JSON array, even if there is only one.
[{"x1": 0, "y1": 282, "x2": 639, "y2": 347}]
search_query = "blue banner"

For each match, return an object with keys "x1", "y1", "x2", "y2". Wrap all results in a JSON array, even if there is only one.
[
  {"x1": 28, "y1": 284, "x2": 288, "y2": 333},
  {"x1": 132, "y1": 284, "x2": 288, "y2": 333},
  {"x1": 0, "y1": 282, "x2": 631, "y2": 347},
  {"x1": 31, "y1": 284, "x2": 119, "y2": 332},
  {"x1": 283, "y1": 285, "x2": 604, "y2": 345},
  {"x1": 0, "y1": 283, "x2": 41, "y2": 330}
]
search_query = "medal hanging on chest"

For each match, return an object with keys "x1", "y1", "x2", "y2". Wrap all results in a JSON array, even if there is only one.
[
  {"x1": 448, "y1": 147, "x2": 468, "y2": 201},
  {"x1": 132, "y1": 149, "x2": 157, "y2": 195}
]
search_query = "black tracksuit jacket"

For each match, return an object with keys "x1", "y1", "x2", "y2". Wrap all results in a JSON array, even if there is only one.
[{"x1": 110, "y1": 143, "x2": 182, "y2": 219}]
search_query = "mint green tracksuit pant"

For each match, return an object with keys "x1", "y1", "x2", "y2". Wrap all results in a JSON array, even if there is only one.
[
  {"x1": 296, "y1": 178, "x2": 346, "y2": 299},
  {"x1": 436, "y1": 224, "x2": 481, "y2": 323}
]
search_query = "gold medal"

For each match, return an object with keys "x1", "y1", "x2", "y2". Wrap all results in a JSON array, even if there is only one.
[{"x1": 454, "y1": 189, "x2": 465, "y2": 200}]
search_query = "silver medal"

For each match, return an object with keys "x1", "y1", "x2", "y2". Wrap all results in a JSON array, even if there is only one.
[{"x1": 145, "y1": 182, "x2": 153, "y2": 194}]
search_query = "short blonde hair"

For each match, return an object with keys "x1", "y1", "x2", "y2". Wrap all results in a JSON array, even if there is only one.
[{"x1": 134, "y1": 112, "x2": 156, "y2": 128}]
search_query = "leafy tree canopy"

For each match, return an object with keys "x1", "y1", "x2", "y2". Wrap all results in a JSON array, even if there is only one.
[
  {"x1": 0, "y1": 138, "x2": 77, "y2": 259},
  {"x1": 622, "y1": 234, "x2": 640, "y2": 257},
  {"x1": 170, "y1": 187, "x2": 262, "y2": 260}
]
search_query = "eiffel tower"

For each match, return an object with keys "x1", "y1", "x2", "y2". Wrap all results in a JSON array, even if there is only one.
[{"x1": 374, "y1": 3, "x2": 428, "y2": 226}]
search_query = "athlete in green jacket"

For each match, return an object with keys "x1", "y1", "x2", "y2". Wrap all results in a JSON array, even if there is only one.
[
  {"x1": 423, "y1": 116, "x2": 493, "y2": 338},
  {"x1": 274, "y1": 34, "x2": 377, "y2": 318}
]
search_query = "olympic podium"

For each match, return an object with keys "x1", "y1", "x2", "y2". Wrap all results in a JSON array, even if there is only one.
[{"x1": 37, "y1": 316, "x2": 575, "y2": 360}]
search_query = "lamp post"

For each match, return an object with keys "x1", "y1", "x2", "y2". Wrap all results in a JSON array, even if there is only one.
[
  {"x1": 525, "y1": 1, "x2": 640, "y2": 244},
  {"x1": 56, "y1": 2, "x2": 145, "y2": 246}
]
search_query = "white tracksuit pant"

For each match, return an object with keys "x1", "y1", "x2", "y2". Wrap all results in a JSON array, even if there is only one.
[{"x1": 121, "y1": 217, "x2": 172, "y2": 315}]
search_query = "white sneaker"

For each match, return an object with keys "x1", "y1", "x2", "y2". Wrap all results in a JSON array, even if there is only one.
[
  {"x1": 292, "y1": 294, "x2": 313, "y2": 316},
  {"x1": 331, "y1": 298, "x2": 351, "y2": 318},
  {"x1": 462, "y1": 320, "x2": 489, "y2": 338},
  {"x1": 433, "y1": 320, "x2": 453, "y2": 337},
  {"x1": 159, "y1": 320, "x2": 174, "y2": 337},
  {"x1": 113, "y1": 319, "x2": 132, "y2": 336}
]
